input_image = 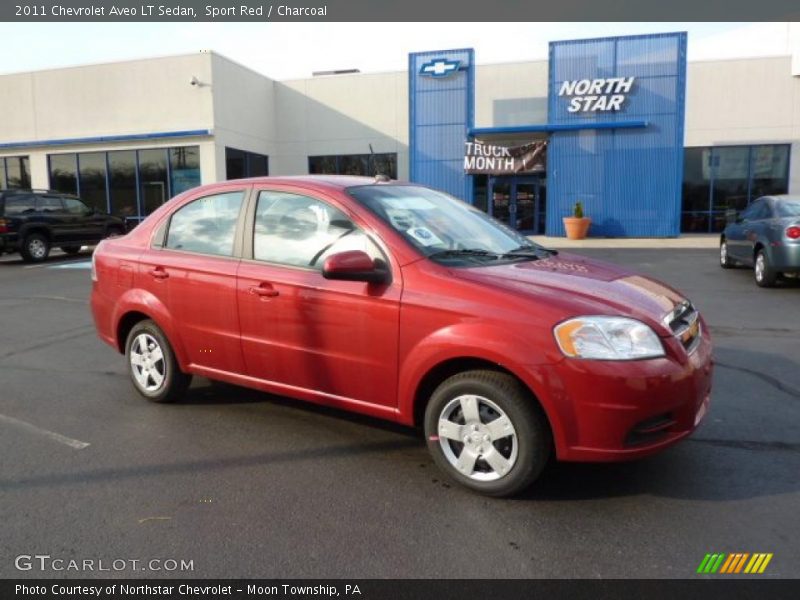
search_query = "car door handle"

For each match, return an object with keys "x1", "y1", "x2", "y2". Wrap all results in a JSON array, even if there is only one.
[
  {"x1": 249, "y1": 284, "x2": 279, "y2": 298},
  {"x1": 148, "y1": 267, "x2": 169, "y2": 280}
]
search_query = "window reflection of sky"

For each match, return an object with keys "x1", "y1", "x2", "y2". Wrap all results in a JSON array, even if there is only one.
[
  {"x1": 166, "y1": 192, "x2": 243, "y2": 256},
  {"x1": 253, "y1": 191, "x2": 370, "y2": 268}
]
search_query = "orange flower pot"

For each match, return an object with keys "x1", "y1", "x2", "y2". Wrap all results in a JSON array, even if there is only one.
[{"x1": 563, "y1": 217, "x2": 592, "y2": 240}]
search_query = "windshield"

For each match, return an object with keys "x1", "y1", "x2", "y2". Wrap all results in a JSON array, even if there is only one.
[
  {"x1": 347, "y1": 184, "x2": 551, "y2": 266},
  {"x1": 776, "y1": 200, "x2": 800, "y2": 218}
]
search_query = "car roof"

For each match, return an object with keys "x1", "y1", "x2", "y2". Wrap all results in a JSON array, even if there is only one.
[
  {"x1": 770, "y1": 195, "x2": 800, "y2": 202},
  {"x1": 219, "y1": 174, "x2": 406, "y2": 192}
]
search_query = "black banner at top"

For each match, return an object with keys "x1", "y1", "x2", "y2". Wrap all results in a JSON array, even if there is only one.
[{"x1": 2, "y1": 0, "x2": 800, "y2": 21}]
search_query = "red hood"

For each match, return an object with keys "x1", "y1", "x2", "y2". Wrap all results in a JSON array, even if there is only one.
[{"x1": 454, "y1": 252, "x2": 687, "y2": 334}]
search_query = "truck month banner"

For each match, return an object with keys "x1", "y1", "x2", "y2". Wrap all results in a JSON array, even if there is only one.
[{"x1": 463, "y1": 140, "x2": 546, "y2": 175}]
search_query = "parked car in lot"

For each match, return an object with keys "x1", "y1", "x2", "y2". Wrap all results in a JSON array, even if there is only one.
[
  {"x1": 720, "y1": 195, "x2": 800, "y2": 287},
  {"x1": 91, "y1": 176, "x2": 713, "y2": 496},
  {"x1": 0, "y1": 189, "x2": 126, "y2": 262}
]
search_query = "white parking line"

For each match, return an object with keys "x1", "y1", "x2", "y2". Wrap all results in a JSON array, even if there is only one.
[
  {"x1": 48, "y1": 260, "x2": 92, "y2": 270},
  {"x1": 23, "y1": 259, "x2": 89, "y2": 269},
  {"x1": 0, "y1": 413, "x2": 90, "y2": 450}
]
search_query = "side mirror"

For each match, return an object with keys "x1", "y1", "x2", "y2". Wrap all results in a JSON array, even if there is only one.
[{"x1": 322, "y1": 250, "x2": 388, "y2": 284}]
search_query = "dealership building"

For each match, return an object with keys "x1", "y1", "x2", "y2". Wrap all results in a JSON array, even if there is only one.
[{"x1": 1, "y1": 31, "x2": 799, "y2": 237}]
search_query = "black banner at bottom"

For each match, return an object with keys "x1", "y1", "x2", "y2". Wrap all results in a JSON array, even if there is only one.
[{"x1": 3, "y1": 579, "x2": 799, "y2": 600}]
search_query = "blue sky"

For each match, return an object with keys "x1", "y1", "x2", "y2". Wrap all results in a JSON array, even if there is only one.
[{"x1": 0, "y1": 22, "x2": 796, "y2": 79}]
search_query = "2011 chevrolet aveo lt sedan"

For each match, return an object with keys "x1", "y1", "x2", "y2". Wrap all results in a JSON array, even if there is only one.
[{"x1": 91, "y1": 176, "x2": 713, "y2": 496}]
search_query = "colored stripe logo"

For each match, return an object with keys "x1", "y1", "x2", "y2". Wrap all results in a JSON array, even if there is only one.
[{"x1": 697, "y1": 553, "x2": 773, "y2": 574}]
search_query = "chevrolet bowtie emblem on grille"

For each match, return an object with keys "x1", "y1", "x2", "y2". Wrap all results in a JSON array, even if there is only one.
[{"x1": 419, "y1": 58, "x2": 461, "y2": 78}]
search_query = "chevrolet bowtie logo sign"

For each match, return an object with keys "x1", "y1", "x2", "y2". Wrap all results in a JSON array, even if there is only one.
[{"x1": 419, "y1": 58, "x2": 461, "y2": 78}]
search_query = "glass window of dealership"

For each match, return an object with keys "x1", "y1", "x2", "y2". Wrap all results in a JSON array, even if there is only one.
[
  {"x1": 44, "y1": 146, "x2": 200, "y2": 221},
  {"x1": 2, "y1": 143, "x2": 790, "y2": 233},
  {"x1": 681, "y1": 144, "x2": 790, "y2": 232}
]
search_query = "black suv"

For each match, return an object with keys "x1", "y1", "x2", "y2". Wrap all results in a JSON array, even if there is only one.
[{"x1": 0, "y1": 189, "x2": 126, "y2": 263}]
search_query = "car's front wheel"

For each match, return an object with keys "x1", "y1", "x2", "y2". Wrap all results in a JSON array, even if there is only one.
[
  {"x1": 125, "y1": 320, "x2": 191, "y2": 403},
  {"x1": 424, "y1": 370, "x2": 551, "y2": 497},
  {"x1": 754, "y1": 249, "x2": 778, "y2": 288}
]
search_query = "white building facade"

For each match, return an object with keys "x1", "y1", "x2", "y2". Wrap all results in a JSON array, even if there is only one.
[{"x1": 1, "y1": 37, "x2": 798, "y2": 235}]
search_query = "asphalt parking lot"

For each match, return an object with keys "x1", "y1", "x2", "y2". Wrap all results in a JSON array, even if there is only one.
[{"x1": 1, "y1": 246, "x2": 798, "y2": 579}]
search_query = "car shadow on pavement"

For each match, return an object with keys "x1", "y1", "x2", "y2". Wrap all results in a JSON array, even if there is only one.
[
  {"x1": 168, "y1": 374, "x2": 800, "y2": 504},
  {"x1": 179, "y1": 379, "x2": 420, "y2": 439},
  {"x1": 0, "y1": 249, "x2": 93, "y2": 266}
]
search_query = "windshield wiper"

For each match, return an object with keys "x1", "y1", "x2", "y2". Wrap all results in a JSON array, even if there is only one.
[
  {"x1": 427, "y1": 248, "x2": 500, "y2": 260},
  {"x1": 501, "y1": 244, "x2": 558, "y2": 259}
]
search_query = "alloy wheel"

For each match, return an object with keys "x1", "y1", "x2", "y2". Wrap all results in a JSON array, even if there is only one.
[
  {"x1": 437, "y1": 394, "x2": 518, "y2": 482},
  {"x1": 129, "y1": 333, "x2": 166, "y2": 392}
]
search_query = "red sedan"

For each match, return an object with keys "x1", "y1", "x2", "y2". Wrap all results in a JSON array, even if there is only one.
[{"x1": 90, "y1": 176, "x2": 713, "y2": 496}]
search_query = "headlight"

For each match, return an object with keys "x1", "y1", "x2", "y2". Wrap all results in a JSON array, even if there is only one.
[{"x1": 554, "y1": 316, "x2": 664, "y2": 360}]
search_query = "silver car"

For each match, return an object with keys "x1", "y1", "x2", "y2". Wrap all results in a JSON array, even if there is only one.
[{"x1": 720, "y1": 195, "x2": 800, "y2": 287}]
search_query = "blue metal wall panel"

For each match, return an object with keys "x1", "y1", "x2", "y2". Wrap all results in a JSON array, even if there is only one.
[
  {"x1": 547, "y1": 33, "x2": 687, "y2": 237},
  {"x1": 409, "y1": 49, "x2": 474, "y2": 202}
]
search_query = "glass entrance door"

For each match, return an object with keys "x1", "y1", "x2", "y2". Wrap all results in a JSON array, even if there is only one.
[
  {"x1": 488, "y1": 176, "x2": 546, "y2": 234},
  {"x1": 490, "y1": 179, "x2": 512, "y2": 228}
]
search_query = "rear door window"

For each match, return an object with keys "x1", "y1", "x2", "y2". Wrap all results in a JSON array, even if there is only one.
[
  {"x1": 36, "y1": 196, "x2": 64, "y2": 213},
  {"x1": 741, "y1": 200, "x2": 766, "y2": 222},
  {"x1": 165, "y1": 191, "x2": 244, "y2": 257}
]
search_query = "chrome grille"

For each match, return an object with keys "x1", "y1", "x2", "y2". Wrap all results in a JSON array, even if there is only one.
[{"x1": 664, "y1": 301, "x2": 701, "y2": 353}]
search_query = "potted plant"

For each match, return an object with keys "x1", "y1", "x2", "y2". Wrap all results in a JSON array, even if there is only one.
[{"x1": 563, "y1": 201, "x2": 591, "y2": 240}]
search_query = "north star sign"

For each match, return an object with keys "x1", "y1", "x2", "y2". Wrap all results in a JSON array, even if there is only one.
[
  {"x1": 419, "y1": 58, "x2": 461, "y2": 78},
  {"x1": 558, "y1": 77, "x2": 636, "y2": 112}
]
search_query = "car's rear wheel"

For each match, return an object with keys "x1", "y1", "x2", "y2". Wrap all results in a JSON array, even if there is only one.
[
  {"x1": 60, "y1": 245, "x2": 82, "y2": 255},
  {"x1": 20, "y1": 233, "x2": 50, "y2": 263},
  {"x1": 125, "y1": 320, "x2": 191, "y2": 403},
  {"x1": 720, "y1": 239, "x2": 734, "y2": 268},
  {"x1": 424, "y1": 370, "x2": 551, "y2": 497},
  {"x1": 754, "y1": 249, "x2": 778, "y2": 288}
]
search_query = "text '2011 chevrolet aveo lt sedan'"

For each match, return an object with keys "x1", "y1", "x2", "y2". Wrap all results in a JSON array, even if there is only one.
[{"x1": 91, "y1": 176, "x2": 713, "y2": 496}]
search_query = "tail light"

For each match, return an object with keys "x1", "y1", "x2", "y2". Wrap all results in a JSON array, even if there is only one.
[
  {"x1": 0, "y1": 219, "x2": 8, "y2": 234},
  {"x1": 786, "y1": 226, "x2": 800, "y2": 240}
]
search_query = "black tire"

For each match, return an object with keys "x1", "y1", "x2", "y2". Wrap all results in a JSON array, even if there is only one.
[
  {"x1": 20, "y1": 233, "x2": 51, "y2": 263},
  {"x1": 754, "y1": 249, "x2": 778, "y2": 288},
  {"x1": 125, "y1": 319, "x2": 191, "y2": 403},
  {"x1": 424, "y1": 370, "x2": 551, "y2": 497},
  {"x1": 719, "y1": 238, "x2": 734, "y2": 269},
  {"x1": 60, "y1": 245, "x2": 82, "y2": 255}
]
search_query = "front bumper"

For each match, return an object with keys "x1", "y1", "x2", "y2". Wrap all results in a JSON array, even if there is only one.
[{"x1": 536, "y1": 323, "x2": 713, "y2": 462}]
